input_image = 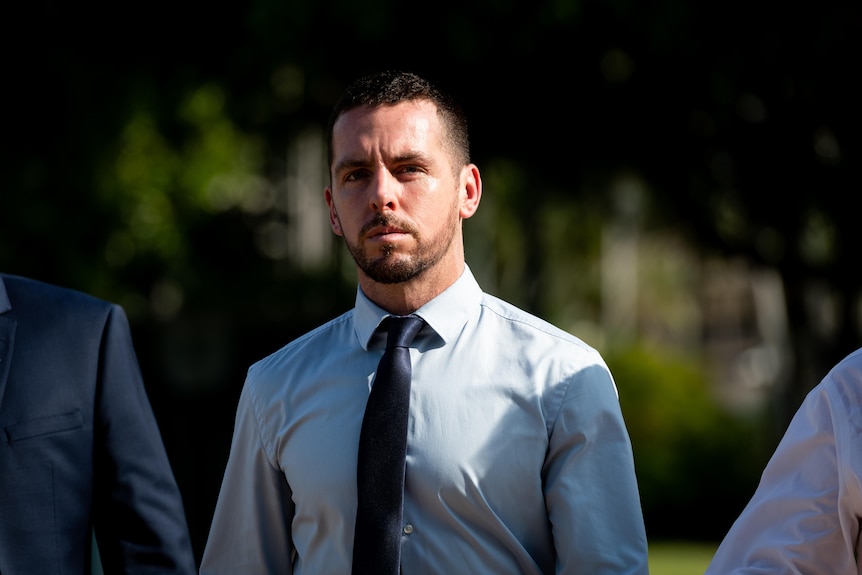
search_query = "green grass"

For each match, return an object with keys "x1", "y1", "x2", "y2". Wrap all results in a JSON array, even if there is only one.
[{"x1": 648, "y1": 541, "x2": 717, "y2": 575}]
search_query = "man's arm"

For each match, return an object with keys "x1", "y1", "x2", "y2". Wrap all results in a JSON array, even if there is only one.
[
  {"x1": 706, "y1": 375, "x2": 862, "y2": 574},
  {"x1": 545, "y1": 361, "x2": 649, "y2": 574},
  {"x1": 92, "y1": 304, "x2": 197, "y2": 573},
  {"x1": 200, "y1": 375, "x2": 295, "y2": 574}
]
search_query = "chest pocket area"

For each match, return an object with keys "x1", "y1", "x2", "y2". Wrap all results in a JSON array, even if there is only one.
[{"x1": 5, "y1": 409, "x2": 84, "y2": 443}]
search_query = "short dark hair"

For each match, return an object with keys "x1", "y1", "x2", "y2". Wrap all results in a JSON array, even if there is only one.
[{"x1": 326, "y1": 70, "x2": 471, "y2": 172}]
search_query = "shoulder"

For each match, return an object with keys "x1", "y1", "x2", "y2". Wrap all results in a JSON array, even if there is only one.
[
  {"x1": 781, "y1": 348, "x2": 862, "y2": 463},
  {"x1": 247, "y1": 309, "x2": 356, "y2": 381},
  {"x1": 815, "y1": 347, "x2": 862, "y2": 416},
  {"x1": 0, "y1": 274, "x2": 131, "y2": 349},
  {"x1": 477, "y1": 292, "x2": 613, "y2": 397},
  {"x1": 1, "y1": 273, "x2": 114, "y2": 318},
  {"x1": 479, "y1": 291, "x2": 599, "y2": 354},
  {"x1": 238, "y1": 310, "x2": 358, "y2": 437},
  {"x1": 824, "y1": 348, "x2": 862, "y2": 387}
]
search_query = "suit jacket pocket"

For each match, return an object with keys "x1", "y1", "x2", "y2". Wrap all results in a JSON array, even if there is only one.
[{"x1": 5, "y1": 409, "x2": 84, "y2": 442}]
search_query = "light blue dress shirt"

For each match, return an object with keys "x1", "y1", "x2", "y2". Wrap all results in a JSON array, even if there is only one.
[{"x1": 200, "y1": 266, "x2": 648, "y2": 574}]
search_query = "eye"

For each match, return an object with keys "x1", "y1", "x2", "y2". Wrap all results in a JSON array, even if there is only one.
[
  {"x1": 397, "y1": 164, "x2": 424, "y2": 175},
  {"x1": 344, "y1": 169, "x2": 370, "y2": 182}
]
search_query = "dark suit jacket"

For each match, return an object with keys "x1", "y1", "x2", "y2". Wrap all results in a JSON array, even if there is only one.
[{"x1": 0, "y1": 274, "x2": 196, "y2": 574}]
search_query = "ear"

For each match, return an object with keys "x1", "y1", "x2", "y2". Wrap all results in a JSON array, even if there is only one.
[
  {"x1": 324, "y1": 186, "x2": 344, "y2": 236},
  {"x1": 459, "y1": 164, "x2": 482, "y2": 219}
]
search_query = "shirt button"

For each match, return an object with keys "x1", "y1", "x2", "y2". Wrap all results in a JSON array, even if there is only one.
[{"x1": 403, "y1": 524, "x2": 414, "y2": 535}]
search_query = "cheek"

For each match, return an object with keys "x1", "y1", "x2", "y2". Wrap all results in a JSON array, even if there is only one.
[{"x1": 422, "y1": 199, "x2": 460, "y2": 233}]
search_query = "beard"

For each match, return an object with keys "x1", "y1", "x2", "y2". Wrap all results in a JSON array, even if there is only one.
[{"x1": 343, "y1": 211, "x2": 459, "y2": 285}]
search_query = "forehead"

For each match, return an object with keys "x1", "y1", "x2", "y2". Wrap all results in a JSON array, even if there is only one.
[{"x1": 331, "y1": 100, "x2": 444, "y2": 158}]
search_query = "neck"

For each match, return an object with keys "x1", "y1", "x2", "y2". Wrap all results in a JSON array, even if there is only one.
[{"x1": 358, "y1": 260, "x2": 465, "y2": 316}]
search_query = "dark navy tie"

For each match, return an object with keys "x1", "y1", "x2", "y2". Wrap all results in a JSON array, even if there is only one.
[{"x1": 352, "y1": 315, "x2": 424, "y2": 575}]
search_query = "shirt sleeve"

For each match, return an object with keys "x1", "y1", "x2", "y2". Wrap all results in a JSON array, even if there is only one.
[
  {"x1": 706, "y1": 371, "x2": 862, "y2": 574},
  {"x1": 200, "y1": 375, "x2": 295, "y2": 574},
  {"x1": 545, "y1": 360, "x2": 649, "y2": 574}
]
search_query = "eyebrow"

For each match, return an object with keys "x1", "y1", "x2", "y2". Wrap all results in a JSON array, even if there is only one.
[
  {"x1": 333, "y1": 158, "x2": 371, "y2": 177},
  {"x1": 333, "y1": 152, "x2": 432, "y2": 176}
]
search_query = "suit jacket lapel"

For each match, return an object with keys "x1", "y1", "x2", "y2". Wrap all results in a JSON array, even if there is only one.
[{"x1": 0, "y1": 276, "x2": 15, "y2": 410}]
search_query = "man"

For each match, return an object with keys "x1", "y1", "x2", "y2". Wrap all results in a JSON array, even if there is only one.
[
  {"x1": 0, "y1": 273, "x2": 197, "y2": 574},
  {"x1": 706, "y1": 347, "x2": 862, "y2": 574},
  {"x1": 200, "y1": 70, "x2": 648, "y2": 574}
]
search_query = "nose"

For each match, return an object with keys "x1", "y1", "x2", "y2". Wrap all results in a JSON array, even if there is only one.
[{"x1": 368, "y1": 170, "x2": 398, "y2": 212}]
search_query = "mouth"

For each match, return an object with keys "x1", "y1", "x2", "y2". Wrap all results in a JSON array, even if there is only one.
[
  {"x1": 361, "y1": 214, "x2": 416, "y2": 242},
  {"x1": 367, "y1": 225, "x2": 410, "y2": 241}
]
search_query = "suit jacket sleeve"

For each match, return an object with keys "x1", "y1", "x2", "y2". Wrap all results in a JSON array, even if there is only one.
[{"x1": 91, "y1": 303, "x2": 197, "y2": 574}]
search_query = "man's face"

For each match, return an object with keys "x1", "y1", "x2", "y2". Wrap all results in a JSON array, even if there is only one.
[{"x1": 325, "y1": 100, "x2": 472, "y2": 285}]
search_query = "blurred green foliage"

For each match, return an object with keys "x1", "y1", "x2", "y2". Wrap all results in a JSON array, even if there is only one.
[
  {"x1": 649, "y1": 541, "x2": 717, "y2": 575},
  {"x1": 93, "y1": 84, "x2": 267, "y2": 307},
  {"x1": 608, "y1": 342, "x2": 771, "y2": 539}
]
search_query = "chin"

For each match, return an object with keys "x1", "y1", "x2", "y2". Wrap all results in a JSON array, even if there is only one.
[{"x1": 363, "y1": 257, "x2": 426, "y2": 285}]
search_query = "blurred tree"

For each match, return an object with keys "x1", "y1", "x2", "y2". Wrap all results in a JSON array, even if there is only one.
[{"x1": 609, "y1": 342, "x2": 771, "y2": 541}]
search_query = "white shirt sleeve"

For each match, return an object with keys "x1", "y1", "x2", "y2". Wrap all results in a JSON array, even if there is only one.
[
  {"x1": 199, "y1": 377, "x2": 295, "y2": 574},
  {"x1": 706, "y1": 350, "x2": 862, "y2": 575},
  {"x1": 546, "y1": 361, "x2": 649, "y2": 574}
]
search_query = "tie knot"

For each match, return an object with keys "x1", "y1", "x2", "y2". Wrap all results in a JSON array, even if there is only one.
[{"x1": 385, "y1": 315, "x2": 424, "y2": 349}]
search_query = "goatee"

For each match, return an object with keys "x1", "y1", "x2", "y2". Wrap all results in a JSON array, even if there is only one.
[{"x1": 346, "y1": 214, "x2": 426, "y2": 284}]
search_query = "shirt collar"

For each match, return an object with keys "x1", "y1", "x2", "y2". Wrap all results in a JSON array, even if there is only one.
[{"x1": 353, "y1": 264, "x2": 482, "y2": 351}]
